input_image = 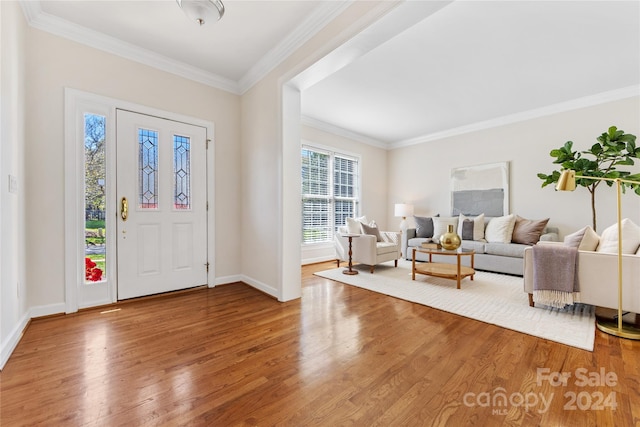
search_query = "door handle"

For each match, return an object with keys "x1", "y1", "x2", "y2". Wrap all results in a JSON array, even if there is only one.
[{"x1": 120, "y1": 197, "x2": 128, "y2": 221}]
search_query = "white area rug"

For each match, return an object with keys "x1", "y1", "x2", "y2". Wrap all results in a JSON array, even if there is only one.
[{"x1": 315, "y1": 260, "x2": 595, "y2": 351}]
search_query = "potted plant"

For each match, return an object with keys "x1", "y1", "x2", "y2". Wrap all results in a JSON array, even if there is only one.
[{"x1": 538, "y1": 126, "x2": 640, "y2": 231}]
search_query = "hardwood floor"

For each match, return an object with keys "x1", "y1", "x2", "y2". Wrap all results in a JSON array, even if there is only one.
[{"x1": 1, "y1": 261, "x2": 638, "y2": 426}]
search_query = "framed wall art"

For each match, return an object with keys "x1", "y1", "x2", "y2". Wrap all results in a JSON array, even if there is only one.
[{"x1": 450, "y1": 161, "x2": 510, "y2": 217}]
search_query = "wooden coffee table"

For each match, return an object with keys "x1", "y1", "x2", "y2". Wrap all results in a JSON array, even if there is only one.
[{"x1": 412, "y1": 247, "x2": 475, "y2": 289}]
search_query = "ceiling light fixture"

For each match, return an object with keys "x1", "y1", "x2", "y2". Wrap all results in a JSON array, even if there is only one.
[{"x1": 176, "y1": 0, "x2": 225, "y2": 26}]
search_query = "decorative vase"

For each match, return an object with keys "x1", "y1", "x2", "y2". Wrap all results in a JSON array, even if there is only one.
[{"x1": 439, "y1": 224, "x2": 461, "y2": 250}]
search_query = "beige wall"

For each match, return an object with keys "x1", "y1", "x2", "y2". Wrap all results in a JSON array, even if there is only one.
[
  {"x1": 388, "y1": 97, "x2": 640, "y2": 237},
  {"x1": 240, "y1": 1, "x2": 394, "y2": 298},
  {"x1": 300, "y1": 124, "x2": 388, "y2": 264},
  {"x1": 301, "y1": 126, "x2": 389, "y2": 229},
  {"x1": 239, "y1": 78, "x2": 281, "y2": 294},
  {"x1": 1, "y1": 0, "x2": 28, "y2": 367},
  {"x1": 24, "y1": 28, "x2": 241, "y2": 308}
]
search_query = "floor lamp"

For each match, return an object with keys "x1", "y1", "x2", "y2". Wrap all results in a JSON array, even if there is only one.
[{"x1": 556, "y1": 170, "x2": 640, "y2": 339}]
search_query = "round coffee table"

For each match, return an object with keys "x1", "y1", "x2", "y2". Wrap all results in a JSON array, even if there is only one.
[{"x1": 412, "y1": 247, "x2": 475, "y2": 289}]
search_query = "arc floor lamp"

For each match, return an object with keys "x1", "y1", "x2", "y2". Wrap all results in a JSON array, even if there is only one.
[{"x1": 556, "y1": 170, "x2": 640, "y2": 339}]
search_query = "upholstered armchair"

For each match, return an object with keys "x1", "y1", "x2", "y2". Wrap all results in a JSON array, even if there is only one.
[{"x1": 334, "y1": 225, "x2": 401, "y2": 273}]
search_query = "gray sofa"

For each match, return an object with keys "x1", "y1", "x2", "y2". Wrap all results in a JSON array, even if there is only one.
[{"x1": 402, "y1": 216, "x2": 559, "y2": 276}]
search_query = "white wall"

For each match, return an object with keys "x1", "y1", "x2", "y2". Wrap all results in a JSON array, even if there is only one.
[
  {"x1": 0, "y1": 0, "x2": 28, "y2": 368},
  {"x1": 300, "y1": 124, "x2": 388, "y2": 265},
  {"x1": 23, "y1": 28, "x2": 242, "y2": 309},
  {"x1": 388, "y1": 97, "x2": 640, "y2": 237}
]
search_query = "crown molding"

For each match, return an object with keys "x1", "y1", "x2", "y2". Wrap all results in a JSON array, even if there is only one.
[
  {"x1": 19, "y1": 0, "x2": 41, "y2": 22},
  {"x1": 237, "y1": 1, "x2": 353, "y2": 94},
  {"x1": 304, "y1": 85, "x2": 640, "y2": 151},
  {"x1": 19, "y1": 1, "x2": 354, "y2": 96},
  {"x1": 301, "y1": 116, "x2": 388, "y2": 150},
  {"x1": 21, "y1": 1, "x2": 241, "y2": 94},
  {"x1": 389, "y1": 85, "x2": 640, "y2": 150}
]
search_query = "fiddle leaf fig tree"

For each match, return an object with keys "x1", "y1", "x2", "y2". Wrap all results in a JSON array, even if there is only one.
[{"x1": 538, "y1": 126, "x2": 640, "y2": 231}]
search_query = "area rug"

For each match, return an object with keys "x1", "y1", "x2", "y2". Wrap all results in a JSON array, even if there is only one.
[{"x1": 315, "y1": 260, "x2": 595, "y2": 351}]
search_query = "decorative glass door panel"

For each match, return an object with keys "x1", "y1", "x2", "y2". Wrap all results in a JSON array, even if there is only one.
[
  {"x1": 173, "y1": 135, "x2": 191, "y2": 210},
  {"x1": 138, "y1": 129, "x2": 159, "y2": 209},
  {"x1": 116, "y1": 110, "x2": 207, "y2": 300}
]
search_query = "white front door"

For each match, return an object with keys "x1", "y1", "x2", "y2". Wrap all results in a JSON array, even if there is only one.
[{"x1": 116, "y1": 110, "x2": 208, "y2": 299}]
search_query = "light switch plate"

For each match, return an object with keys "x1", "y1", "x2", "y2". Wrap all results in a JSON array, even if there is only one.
[{"x1": 8, "y1": 175, "x2": 18, "y2": 194}]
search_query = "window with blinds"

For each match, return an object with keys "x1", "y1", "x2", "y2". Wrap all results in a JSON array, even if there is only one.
[{"x1": 301, "y1": 146, "x2": 359, "y2": 244}]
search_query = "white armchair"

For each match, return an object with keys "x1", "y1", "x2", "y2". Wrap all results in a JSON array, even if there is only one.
[{"x1": 334, "y1": 226, "x2": 402, "y2": 273}]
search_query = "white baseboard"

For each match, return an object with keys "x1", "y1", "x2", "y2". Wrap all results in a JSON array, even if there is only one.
[
  {"x1": 213, "y1": 274, "x2": 243, "y2": 286},
  {"x1": 240, "y1": 275, "x2": 278, "y2": 299},
  {"x1": 0, "y1": 311, "x2": 30, "y2": 370},
  {"x1": 1, "y1": 302, "x2": 76, "y2": 369},
  {"x1": 30, "y1": 303, "x2": 67, "y2": 319},
  {"x1": 302, "y1": 255, "x2": 335, "y2": 265},
  {"x1": 215, "y1": 275, "x2": 278, "y2": 299}
]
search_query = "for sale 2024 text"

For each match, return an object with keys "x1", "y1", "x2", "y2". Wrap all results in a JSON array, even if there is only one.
[{"x1": 537, "y1": 367, "x2": 617, "y2": 412}]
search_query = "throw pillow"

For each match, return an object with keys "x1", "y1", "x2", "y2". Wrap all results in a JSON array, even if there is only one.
[
  {"x1": 432, "y1": 216, "x2": 458, "y2": 242},
  {"x1": 414, "y1": 216, "x2": 434, "y2": 238},
  {"x1": 360, "y1": 222, "x2": 382, "y2": 242},
  {"x1": 564, "y1": 226, "x2": 600, "y2": 251},
  {"x1": 563, "y1": 227, "x2": 586, "y2": 248},
  {"x1": 484, "y1": 214, "x2": 516, "y2": 243},
  {"x1": 457, "y1": 213, "x2": 485, "y2": 241},
  {"x1": 345, "y1": 216, "x2": 368, "y2": 234},
  {"x1": 511, "y1": 216, "x2": 549, "y2": 245},
  {"x1": 581, "y1": 227, "x2": 601, "y2": 251},
  {"x1": 597, "y1": 218, "x2": 640, "y2": 254}
]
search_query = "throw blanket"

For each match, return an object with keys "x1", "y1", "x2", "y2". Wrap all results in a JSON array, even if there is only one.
[{"x1": 532, "y1": 244, "x2": 580, "y2": 308}]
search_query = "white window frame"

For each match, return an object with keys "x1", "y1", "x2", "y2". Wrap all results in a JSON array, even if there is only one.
[
  {"x1": 301, "y1": 142, "x2": 360, "y2": 245},
  {"x1": 64, "y1": 90, "x2": 116, "y2": 312}
]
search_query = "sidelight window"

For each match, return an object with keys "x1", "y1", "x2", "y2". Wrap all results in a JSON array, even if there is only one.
[{"x1": 84, "y1": 113, "x2": 107, "y2": 283}]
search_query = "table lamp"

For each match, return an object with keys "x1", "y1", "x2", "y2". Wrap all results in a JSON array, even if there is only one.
[
  {"x1": 394, "y1": 203, "x2": 414, "y2": 230},
  {"x1": 556, "y1": 170, "x2": 640, "y2": 339}
]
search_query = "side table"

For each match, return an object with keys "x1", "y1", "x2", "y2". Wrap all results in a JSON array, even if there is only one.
[{"x1": 341, "y1": 234, "x2": 360, "y2": 275}]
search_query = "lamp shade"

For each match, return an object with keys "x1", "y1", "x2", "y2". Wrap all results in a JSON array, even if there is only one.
[
  {"x1": 394, "y1": 203, "x2": 414, "y2": 218},
  {"x1": 176, "y1": 0, "x2": 225, "y2": 25},
  {"x1": 556, "y1": 170, "x2": 576, "y2": 191}
]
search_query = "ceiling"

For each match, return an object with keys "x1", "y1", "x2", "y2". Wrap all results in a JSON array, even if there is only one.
[
  {"x1": 21, "y1": 1, "x2": 640, "y2": 147},
  {"x1": 22, "y1": 0, "x2": 349, "y2": 92},
  {"x1": 302, "y1": 0, "x2": 640, "y2": 146}
]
